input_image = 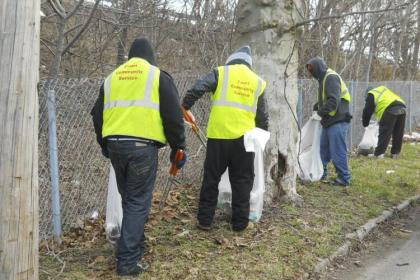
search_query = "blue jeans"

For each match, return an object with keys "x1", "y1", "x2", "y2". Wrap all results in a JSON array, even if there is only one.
[
  {"x1": 320, "y1": 122, "x2": 351, "y2": 184},
  {"x1": 107, "y1": 141, "x2": 158, "y2": 273}
]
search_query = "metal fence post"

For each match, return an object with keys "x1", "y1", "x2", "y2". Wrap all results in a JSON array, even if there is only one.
[
  {"x1": 47, "y1": 89, "x2": 62, "y2": 242},
  {"x1": 409, "y1": 81, "x2": 413, "y2": 133},
  {"x1": 349, "y1": 81, "x2": 354, "y2": 150}
]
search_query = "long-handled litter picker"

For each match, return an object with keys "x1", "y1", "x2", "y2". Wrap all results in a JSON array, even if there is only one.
[
  {"x1": 182, "y1": 107, "x2": 207, "y2": 148},
  {"x1": 159, "y1": 149, "x2": 183, "y2": 211}
]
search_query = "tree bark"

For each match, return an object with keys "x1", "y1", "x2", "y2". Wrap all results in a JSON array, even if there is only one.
[
  {"x1": 234, "y1": 0, "x2": 303, "y2": 206},
  {"x1": 116, "y1": 0, "x2": 133, "y2": 66},
  {"x1": 49, "y1": 20, "x2": 65, "y2": 79},
  {"x1": 0, "y1": 0, "x2": 40, "y2": 279},
  {"x1": 47, "y1": 0, "x2": 101, "y2": 78},
  {"x1": 410, "y1": 1, "x2": 420, "y2": 80}
]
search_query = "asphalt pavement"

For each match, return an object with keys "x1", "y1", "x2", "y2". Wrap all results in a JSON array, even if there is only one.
[{"x1": 327, "y1": 206, "x2": 420, "y2": 280}]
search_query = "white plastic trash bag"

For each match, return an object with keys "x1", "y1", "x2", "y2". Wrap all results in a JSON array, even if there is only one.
[
  {"x1": 296, "y1": 114, "x2": 323, "y2": 182},
  {"x1": 218, "y1": 169, "x2": 232, "y2": 212},
  {"x1": 358, "y1": 121, "x2": 379, "y2": 155},
  {"x1": 217, "y1": 128, "x2": 271, "y2": 222},
  {"x1": 105, "y1": 166, "x2": 122, "y2": 243}
]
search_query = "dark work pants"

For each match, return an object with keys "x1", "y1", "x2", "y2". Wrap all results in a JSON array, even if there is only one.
[
  {"x1": 107, "y1": 141, "x2": 158, "y2": 273},
  {"x1": 197, "y1": 137, "x2": 255, "y2": 231},
  {"x1": 375, "y1": 112, "x2": 406, "y2": 156}
]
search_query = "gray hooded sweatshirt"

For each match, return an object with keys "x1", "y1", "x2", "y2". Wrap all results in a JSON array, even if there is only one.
[{"x1": 307, "y1": 57, "x2": 351, "y2": 127}]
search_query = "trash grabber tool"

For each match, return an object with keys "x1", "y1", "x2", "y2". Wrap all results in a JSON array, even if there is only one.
[
  {"x1": 159, "y1": 149, "x2": 183, "y2": 211},
  {"x1": 182, "y1": 107, "x2": 207, "y2": 147}
]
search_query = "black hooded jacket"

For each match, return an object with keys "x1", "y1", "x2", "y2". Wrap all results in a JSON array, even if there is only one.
[
  {"x1": 182, "y1": 59, "x2": 269, "y2": 131},
  {"x1": 307, "y1": 57, "x2": 351, "y2": 127},
  {"x1": 91, "y1": 38, "x2": 186, "y2": 155}
]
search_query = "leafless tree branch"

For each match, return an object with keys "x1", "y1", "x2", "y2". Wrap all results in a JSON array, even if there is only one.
[
  {"x1": 48, "y1": 0, "x2": 65, "y2": 19},
  {"x1": 288, "y1": 3, "x2": 410, "y2": 31},
  {"x1": 65, "y1": 0, "x2": 85, "y2": 20},
  {"x1": 62, "y1": 0, "x2": 101, "y2": 55}
]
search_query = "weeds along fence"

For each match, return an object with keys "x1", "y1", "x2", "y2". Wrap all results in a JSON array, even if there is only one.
[{"x1": 38, "y1": 78, "x2": 420, "y2": 239}]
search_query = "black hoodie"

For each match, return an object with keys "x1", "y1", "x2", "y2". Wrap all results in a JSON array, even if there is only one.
[
  {"x1": 91, "y1": 38, "x2": 186, "y2": 155},
  {"x1": 182, "y1": 60, "x2": 269, "y2": 131},
  {"x1": 307, "y1": 57, "x2": 351, "y2": 128}
]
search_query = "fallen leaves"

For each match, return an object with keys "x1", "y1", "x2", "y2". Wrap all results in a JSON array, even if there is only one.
[
  {"x1": 399, "y1": 228, "x2": 413, "y2": 234},
  {"x1": 88, "y1": 255, "x2": 107, "y2": 268},
  {"x1": 214, "y1": 236, "x2": 233, "y2": 249},
  {"x1": 176, "y1": 230, "x2": 190, "y2": 238},
  {"x1": 233, "y1": 237, "x2": 250, "y2": 248},
  {"x1": 149, "y1": 189, "x2": 188, "y2": 223},
  {"x1": 214, "y1": 236, "x2": 252, "y2": 249}
]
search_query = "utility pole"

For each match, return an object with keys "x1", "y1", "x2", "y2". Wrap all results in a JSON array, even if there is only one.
[{"x1": 0, "y1": 1, "x2": 40, "y2": 279}]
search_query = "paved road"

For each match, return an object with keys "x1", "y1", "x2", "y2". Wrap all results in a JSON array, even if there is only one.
[{"x1": 329, "y1": 206, "x2": 420, "y2": 280}]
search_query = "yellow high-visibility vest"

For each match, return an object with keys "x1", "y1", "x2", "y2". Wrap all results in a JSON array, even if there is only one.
[
  {"x1": 102, "y1": 57, "x2": 167, "y2": 144},
  {"x1": 369, "y1": 85, "x2": 405, "y2": 121},
  {"x1": 207, "y1": 64, "x2": 266, "y2": 139},
  {"x1": 322, "y1": 68, "x2": 351, "y2": 116}
]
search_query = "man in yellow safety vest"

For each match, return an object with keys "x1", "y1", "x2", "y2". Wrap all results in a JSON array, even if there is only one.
[
  {"x1": 362, "y1": 85, "x2": 406, "y2": 158},
  {"x1": 306, "y1": 57, "x2": 352, "y2": 187},
  {"x1": 182, "y1": 46, "x2": 269, "y2": 232},
  {"x1": 91, "y1": 38, "x2": 186, "y2": 276}
]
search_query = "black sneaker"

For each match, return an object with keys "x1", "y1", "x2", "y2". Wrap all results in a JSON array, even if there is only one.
[
  {"x1": 197, "y1": 222, "x2": 211, "y2": 231},
  {"x1": 117, "y1": 261, "x2": 149, "y2": 276},
  {"x1": 231, "y1": 222, "x2": 254, "y2": 233}
]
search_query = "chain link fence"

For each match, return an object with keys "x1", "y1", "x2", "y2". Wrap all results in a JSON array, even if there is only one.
[
  {"x1": 38, "y1": 76, "x2": 209, "y2": 239},
  {"x1": 39, "y1": 78, "x2": 420, "y2": 239}
]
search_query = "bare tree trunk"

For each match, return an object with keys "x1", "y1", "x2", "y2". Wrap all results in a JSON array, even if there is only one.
[
  {"x1": 116, "y1": 27, "x2": 129, "y2": 66},
  {"x1": 47, "y1": 0, "x2": 101, "y2": 78},
  {"x1": 235, "y1": 0, "x2": 303, "y2": 206},
  {"x1": 116, "y1": 0, "x2": 133, "y2": 66},
  {"x1": 0, "y1": 0, "x2": 40, "y2": 279},
  {"x1": 365, "y1": 4, "x2": 379, "y2": 82},
  {"x1": 400, "y1": 2, "x2": 412, "y2": 81},
  {"x1": 49, "y1": 20, "x2": 65, "y2": 78},
  {"x1": 410, "y1": 1, "x2": 420, "y2": 80},
  {"x1": 329, "y1": 21, "x2": 341, "y2": 69}
]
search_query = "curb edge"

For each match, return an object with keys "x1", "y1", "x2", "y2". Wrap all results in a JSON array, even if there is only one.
[{"x1": 313, "y1": 194, "x2": 420, "y2": 275}]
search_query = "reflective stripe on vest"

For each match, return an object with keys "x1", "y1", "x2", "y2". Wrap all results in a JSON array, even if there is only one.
[
  {"x1": 102, "y1": 58, "x2": 167, "y2": 144},
  {"x1": 104, "y1": 65, "x2": 158, "y2": 110},
  {"x1": 369, "y1": 85, "x2": 405, "y2": 121},
  {"x1": 322, "y1": 69, "x2": 351, "y2": 116},
  {"x1": 207, "y1": 65, "x2": 266, "y2": 139}
]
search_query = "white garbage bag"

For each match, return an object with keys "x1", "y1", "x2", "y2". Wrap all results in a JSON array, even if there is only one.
[
  {"x1": 105, "y1": 166, "x2": 122, "y2": 243},
  {"x1": 217, "y1": 128, "x2": 271, "y2": 222},
  {"x1": 296, "y1": 114, "x2": 323, "y2": 182},
  {"x1": 358, "y1": 121, "x2": 379, "y2": 155}
]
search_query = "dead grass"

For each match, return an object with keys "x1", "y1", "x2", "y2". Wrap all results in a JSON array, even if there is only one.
[{"x1": 40, "y1": 144, "x2": 420, "y2": 280}]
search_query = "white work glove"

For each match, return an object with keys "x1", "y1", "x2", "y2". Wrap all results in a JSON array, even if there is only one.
[{"x1": 312, "y1": 113, "x2": 322, "y2": 121}]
